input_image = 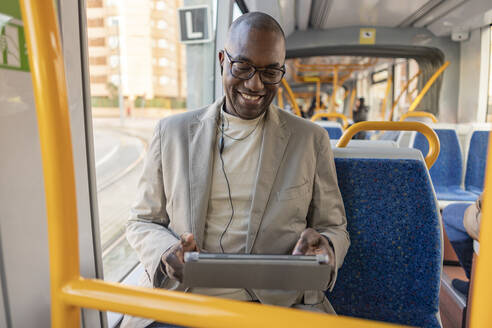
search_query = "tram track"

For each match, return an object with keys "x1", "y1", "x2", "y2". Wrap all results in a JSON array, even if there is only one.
[
  {"x1": 92, "y1": 121, "x2": 156, "y2": 281},
  {"x1": 96, "y1": 127, "x2": 149, "y2": 192}
]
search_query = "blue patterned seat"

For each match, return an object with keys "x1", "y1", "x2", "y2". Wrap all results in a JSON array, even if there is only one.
[
  {"x1": 465, "y1": 130, "x2": 489, "y2": 195},
  {"x1": 413, "y1": 129, "x2": 477, "y2": 201},
  {"x1": 315, "y1": 121, "x2": 343, "y2": 139},
  {"x1": 329, "y1": 157, "x2": 442, "y2": 327},
  {"x1": 324, "y1": 126, "x2": 343, "y2": 139}
]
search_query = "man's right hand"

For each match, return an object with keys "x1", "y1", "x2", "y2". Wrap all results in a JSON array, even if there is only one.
[{"x1": 161, "y1": 233, "x2": 199, "y2": 283}]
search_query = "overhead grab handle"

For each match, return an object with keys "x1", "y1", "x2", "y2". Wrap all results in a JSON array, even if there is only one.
[{"x1": 336, "y1": 121, "x2": 440, "y2": 169}]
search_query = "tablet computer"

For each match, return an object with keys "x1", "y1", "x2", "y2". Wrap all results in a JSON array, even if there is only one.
[{"x1": 183, "y1": 252, "x2": 331, "y2": 290}]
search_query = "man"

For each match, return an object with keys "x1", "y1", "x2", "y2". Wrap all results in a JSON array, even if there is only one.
[{"x1": 122, "y1": 12, "x2": 349, "y2": 328}]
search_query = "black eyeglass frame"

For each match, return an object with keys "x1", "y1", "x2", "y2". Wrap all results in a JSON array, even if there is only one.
[{"x1": 223, "y1": 49, "x2": 286, "y2": 85}]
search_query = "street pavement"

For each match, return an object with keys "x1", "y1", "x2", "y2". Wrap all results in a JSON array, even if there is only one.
[{"x1": 93, "y1": 117, "x2": 159, "y2": 282}]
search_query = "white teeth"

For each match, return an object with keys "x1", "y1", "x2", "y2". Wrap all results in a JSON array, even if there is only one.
[{"x1": 241, "y1": 93, "x2": 260, "y2": 101}]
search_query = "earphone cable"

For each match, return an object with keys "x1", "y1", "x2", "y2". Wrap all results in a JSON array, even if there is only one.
[
  {"x1": 218, "y1": 146, "x2": 235, "y2": 253},
  {"x1": 218, "y1": 112, "x2": 235, "y2": 253},
  {"x1": 217, "y1": 111, "x2": 263, "y2": 142}
]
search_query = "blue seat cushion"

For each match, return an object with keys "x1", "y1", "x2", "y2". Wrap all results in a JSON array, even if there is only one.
[
  {"x1": 434, "y1": 186, "x2": 478, "y2": 201},
  {"x1": 323, "y1": 126, "x2": 343, "y2": 139},
  {"x1": 465, "y1": 130, "x2": 489, "y2": 195},
  {"x1": 329, "y1": 158, "x2": 441, "y2": 328},
  {"x1": 442, "y1": 203, "x2": 472, "y2": 241}
]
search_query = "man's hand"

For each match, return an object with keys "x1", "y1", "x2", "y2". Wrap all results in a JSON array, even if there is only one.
[
  {"x1": 292, "y1": 228, "x2": 334, "y2": 266},
  {"x1": 161, "y1": 233, "x2": 199, "y2": 283}
]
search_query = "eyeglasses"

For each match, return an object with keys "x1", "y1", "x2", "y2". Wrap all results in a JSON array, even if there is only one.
[{"x1": 223, "y1": 49, "x2": 285, "y2": 85}]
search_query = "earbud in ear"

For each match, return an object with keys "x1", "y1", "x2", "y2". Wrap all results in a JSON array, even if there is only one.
[{"x1": 220, "y1": 65, "x2": 223, "y2": 75}]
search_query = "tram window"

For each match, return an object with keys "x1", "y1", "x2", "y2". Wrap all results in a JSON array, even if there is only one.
[
  {"x1": 371, "y1": 69, "x2": 388, "y2": 84},
  {"x1": 232, "y1": 2, "x2": 243, "y2": 20},
  {"x1": 84, "y1": 0, "x2": 219, "y2": 282}
]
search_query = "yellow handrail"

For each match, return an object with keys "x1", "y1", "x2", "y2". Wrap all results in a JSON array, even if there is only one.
[
  {"x1": 329, "y1": 67, "x2": 338, "y2": 112},
  {"x1": 389, "y1": 70, "x2": 421, "y2": 120},
  {"x1": 349, "y1": 88, "x2": 357, "y2": 119},
  {"x1": 336, "y1": 121, "x2": 440, "y2": 169},
  {"x1": 399, "y1": 111, "x2": 438, "y2": 123},
  {"x1": 380, "y1": 75, "x2": 392, "y2": 120},
  {"x1": 21, "y1": 1, "x2": 408, "y2": 327},
  {"x1": 277, "y1": 88, "x2": 284, "y2": 108},
  {"x1": 408, "y1": 61, "x2": 450, "y2": 112},
  {"x1": 20, "y1": 0, "x2": 81, "y2": 325},
  {"x1": 303, "y1": 76, "x2": 322, "y2": 111},
  {"x1": 311, "y1": 112, "x2": 349, "y2": 129},
  {"x1": 280, "y1": 78, "x2": 302, "y2": 117},
  {"x1": 470, "y1": 133, "x2": 492, "y2": 326}
]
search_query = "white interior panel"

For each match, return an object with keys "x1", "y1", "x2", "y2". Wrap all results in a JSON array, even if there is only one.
[
  {"x1": 321, "y1": 0, "x2": 432, "y2": 29},
  {"x1": 427, "y1": 0, "x2": 492, "y2": 36}
]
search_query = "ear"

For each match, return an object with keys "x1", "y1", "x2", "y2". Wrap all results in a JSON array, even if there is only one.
[{"x1": 218, "y1": 50, "x2": 224, "y2": 75}]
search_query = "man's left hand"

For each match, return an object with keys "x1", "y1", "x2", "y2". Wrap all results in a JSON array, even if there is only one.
[{"x1": 292, "y1": 228, "x2": 334, "y2": 265}]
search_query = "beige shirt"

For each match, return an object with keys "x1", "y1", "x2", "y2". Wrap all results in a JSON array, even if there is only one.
[{"x1": 194, "y1": 109, "x2": 265, "y2": 299}]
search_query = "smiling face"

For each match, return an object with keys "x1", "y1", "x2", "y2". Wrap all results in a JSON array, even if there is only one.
[{"x1": 219, "y1": 27, "x2": 285, "y2": 120}]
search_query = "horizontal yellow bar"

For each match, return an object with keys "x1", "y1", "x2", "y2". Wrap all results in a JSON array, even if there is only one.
[
  {"x1": 303, "y1": 76, "x2": 321, "y2": 82},
  {"x1": 61, "y1": 278, "x2": 404, "y2": 328},
  {"x1": 336, "y1": 121, "x2": 440, "y2": 169},
  {"x1": 399, "y1": 111, "x2": 438, "y2": 123},
  {"x1": 311, "y1": 112, "x2": 349, "y2": 129}
]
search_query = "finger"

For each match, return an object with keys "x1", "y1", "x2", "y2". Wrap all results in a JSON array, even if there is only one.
[
  {"x1": 164, "y1": 252, "x2": 184, "y2": 282},
  {"x1": 301, "y1": 228, "x2": 322, "y2": 247},
  {"x1": 292, "y1": 238, "x2": 307, "y2": 255},
  {"x1": 292, "y1": 229, "x2": 320, "y2": 255},
  {"x1": 181, "y1": 233, "x2": 199, "y2": 252},
  {"x1": 293, "y1": 237, "x2": 315, "y2": 255}
]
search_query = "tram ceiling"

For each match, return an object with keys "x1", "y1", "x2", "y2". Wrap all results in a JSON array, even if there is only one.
[{"x1": 244, "y1": 0, "x2": 492, "y2": 38}]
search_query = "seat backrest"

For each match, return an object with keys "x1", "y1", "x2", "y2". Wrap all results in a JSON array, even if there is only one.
[
  {"x1": 465, "y1": 130, "x2": 490, "y2": 194},
  {"x1": 377, "y1": 130, "x2": 401, "y2": 141},
  {"x1": 330, "y1": 140, "x2": 398, "y2": 148},
  {"x1": 315, "y1": 121, "x2": 343, "y2": 139},
  {"x1": 329, "y1": 148, "x2": 442, "y2": 327},
  {"x1": 413, "y1": 129, "x2": 463, "y2": 188}
]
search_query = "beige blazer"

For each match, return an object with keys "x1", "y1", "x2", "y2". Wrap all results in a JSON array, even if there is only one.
[{"x1": 121, "y1": 97, "x2": 349, "y2": 328}]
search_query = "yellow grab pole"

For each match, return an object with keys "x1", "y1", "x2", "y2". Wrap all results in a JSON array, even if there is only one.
[
  {"x1": 19, "y1": 0, "x2": 81, "y2": 326},
  {"x1": 389, "y1": 71, "x2": 421, "y2": 120},
  {"x1": 470, "y1": 133, "x2": 492, "y2": 327},
  {"x1": 316, "y1": 79, "x2": 321, "y2": 111},
  {"x1": 330, "y1": 66, "x2": 339, "y2": 112},
  {"x1": 343, "y1": 88, "x2": 349, "y2": 101},
  {"x1": 408, "y1": 61, "x2": 450, "y2": 112},
  {"x1": 381, "y1": 76, "x2": 392, "y2": 120},
  {"x1": 280, "y1": 78, "x2": 302, "y2": 116},
  {"x1": 336, "y1": 121, "x2": 440, "y2": 169},
  {"x1": 349, "y1": 88, "x2": 357, "y2": 119},
  {"x1": 277, "y1": 88, "x2": 284, "y2": 108},
  {"x1": 311, "y1": 112, "x2": 349, "y2": 129}
]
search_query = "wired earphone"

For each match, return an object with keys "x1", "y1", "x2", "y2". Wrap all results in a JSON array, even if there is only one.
[{"x1": 217, "y1": 108, "x2": 263, "y2": 253}]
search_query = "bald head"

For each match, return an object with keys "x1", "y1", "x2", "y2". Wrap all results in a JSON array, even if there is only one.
[
  {"x1": 225, "y1": 12, "x2": 286, "y2": 50},
  {"x1": 219, "y1": 12, "x2": 286, "y2": 119}
]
